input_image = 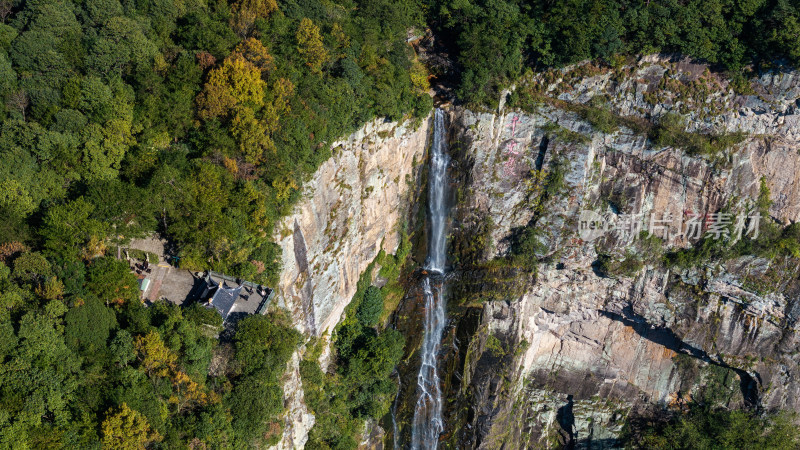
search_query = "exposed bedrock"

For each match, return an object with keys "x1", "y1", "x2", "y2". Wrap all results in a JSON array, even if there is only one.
[
  {"x1": 440, "y1": 57, "x2": 800, "y2": 448},
  {"x1": 271, "y1": 56, "x2": 800, "y2": 449}
]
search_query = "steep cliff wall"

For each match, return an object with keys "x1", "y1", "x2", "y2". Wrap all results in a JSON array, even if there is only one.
[
  {"x1": 274, "y1": 115, "x2": 430, "y2": 337},
  {"x1": 269, "y1": 56, "x2": 800, "y2": 449},
  {"x1": 268, "y1": 115, "x2": 430, "y2": 449},
  {"x1": 442, "y1": 57, "x2": 800, "y2": 448}
]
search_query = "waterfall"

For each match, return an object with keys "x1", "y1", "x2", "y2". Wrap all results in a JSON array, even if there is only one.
[
  {"x1": 425, "y1": 109, "x2": 450, "y2": 274},
  {"x1": 410, "y1": 108, "x2": 450, "y2": 449}
]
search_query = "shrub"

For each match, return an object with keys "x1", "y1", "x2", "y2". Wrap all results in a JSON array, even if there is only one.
[
  {"x1": 594, "y1": 252, "x2": 643, "y2": 278},
  {"x1": 127, "y1": 249, "x2": 159, "y2": 264},
  {"x1": 356, "y1": 286, "x2": 383, "y2": 327},
  {"x1": 578, "y1": 98, "x2": 620, "y2": 134},
  {"x1": 650, "y1": 113, "x2": 746, "y2": 157},
  {"x1": 624, "y1": 408, "x2": 800, "y2": 449}
]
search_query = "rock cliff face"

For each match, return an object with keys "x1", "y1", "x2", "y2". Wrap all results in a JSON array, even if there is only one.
[
  {"x1": 268, "y1": 115, "x2": 430, "y2": 449},
  {"x1": 273, "y1": 115, "x2": 430, "y2": 337},
  {"x1": 439, "y1": 56, "x2": 800, "y2": 448},
  {"x1": 270, "y1": 56, "x2": 800, "y2": 449}
]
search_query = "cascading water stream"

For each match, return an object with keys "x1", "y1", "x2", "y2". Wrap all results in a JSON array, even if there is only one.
[
  {"x1": 409, "y1": 108, "x2": 450, "y2": 449},
  {"x1": 425, "y1": 109, "x2": 449, "y2": 274}
]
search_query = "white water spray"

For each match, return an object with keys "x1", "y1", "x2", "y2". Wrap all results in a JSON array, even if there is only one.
[
  {"x1": 410, "y1": 108, "x2": 450, "y2": 449},
  {"x1": 424, "y1": 109, "x2": 450, "y2": 274}
]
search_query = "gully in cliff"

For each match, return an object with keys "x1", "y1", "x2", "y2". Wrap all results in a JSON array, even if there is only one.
[{"x1": 410, "y1": 108, "x2": 451, "y2": 449}]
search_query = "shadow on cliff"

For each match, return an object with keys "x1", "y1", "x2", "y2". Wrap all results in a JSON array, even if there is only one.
[{"x1": 599, "y1": 305, "x2": 761, "y2": 409}]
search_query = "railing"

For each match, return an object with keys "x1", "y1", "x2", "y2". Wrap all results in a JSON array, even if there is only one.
[{"x1": 255, "y1": 289, "x2": 275, "y2": 315}]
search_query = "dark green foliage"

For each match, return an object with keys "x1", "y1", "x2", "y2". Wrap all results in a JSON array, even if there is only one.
[
  {"x1": 233, "y1": 312, "x2": 301, "y2": 377},
  {"x1": 125, "y1": 249, "x2": 158, "y2": 265},
  {"x1": 227, "y1": 373, "x2": 285, "y2": 445},
  {"x1": 226, "y1": 313, "x2": 301, "y2": 445},
  {"x1": 183, "y1": 302, "x2": 224, "y2": 328},
  {"x1": 595, "y1": 252, "x2": 644, "y2": 278},
  {"x1": 540, "y1": 121, "x2": 591, "y2": 145},
  {"x1": 664, "y1": 237, "x2": 730, "y2": 270},
  {"x1": 86, "y1": 257, "x2": 140, "y2": 306},
  {"x1": 64, "y1": 296, "x2": 117, "y2": 356},
  {"x1": 301, "y1": 355, "x2": 361, "y2": 449},
  {"x1": 430, "y1": 0, "x2": 800, "y2": 104},
  {"x1": 356, "y1": 286, "x2": 383, "y2": 327},
  {"x1": 578, "y1": 97, "x2": 620, "y2": 134},
  {"x1": 541, "y1": 157, "x2": 567, "y2": 200},
  {"x1": 623, "y1": 408, "x2": 800, "y2": 449},
  {"x1": 650, "y1": 113, "x2": 746, "y2": 156},
  {"x1": 303, "y1": 261, "x2": 406, "y2": 448}
]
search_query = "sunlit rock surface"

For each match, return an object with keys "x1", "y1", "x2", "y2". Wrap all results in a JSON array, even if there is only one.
[
  {"x1": 274, "y1": 115, "x2": 430, "y2": 337},
  {"x1": 274, "y1": 56, "x2": 800, "y2": 449},
  {"x1": 442, "y1": 57, "x2": 800, "y2": 448}
]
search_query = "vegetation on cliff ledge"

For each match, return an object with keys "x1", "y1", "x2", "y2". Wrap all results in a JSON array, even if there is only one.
[
  {"x1": 300, "y1": 247, "x2": 409, "y2": 448},
  {"x1": 623, "y1": 407, "x2": 800, "y2": 449},
  {"x1": 429, "y1": 0, "x2": 800, "y2": 105}
]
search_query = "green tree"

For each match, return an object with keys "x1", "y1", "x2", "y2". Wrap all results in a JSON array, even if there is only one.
[
  {"x1": 356, "y1": 285, "x2": 383, "y2": 327},
  {"x1": 88, "y1": 17, "x2": 157, "y2": 76},
  {"x1": 227, "y1": 372, "x2": 285, "y2": 446},
  {"x1": 230, "y1": 107, "x2": 273, "y2": 163},
  {"x1": 10, "y1": 251, "x2": 52, "y2": 285},
  {"x1": 40, "y1": 197, "x2": 107, "y2": 260},
  {"x1": 296, "y1": 18, "x2": 328, "y2": 73},
  {"x1": 109, "y1": 329, "x2": 136, "y2": 367},
  {"x1": 629, "y1": 408, "x2": 800, "y2": 449},
  {"x1": 101, "y1": 403, "x2": 162, "y2": 450},
  {"x1": 80, "y1": 119, "x2": 133, "y2": 181},
  {"x1": 233, "y1": 312, "x2": 301, "y2": 376},
  {"x1": 64, "y1": 296, "x2": 117, "y2": 356},
  {"x1": 1, "y1": 309, "x2": 82, "y2": 434},
  {"x1": 86, "y1": 257, "x2": 139, "y2": 306}
]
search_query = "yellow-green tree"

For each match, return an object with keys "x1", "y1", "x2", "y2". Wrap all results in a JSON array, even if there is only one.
[
  {"x1": 260, "y1": 77, "x2": 294, "y2": 133},
  {"x1": 169, "y1": 371, "x2": 216, "y2": 414},
  {"x1": 81, "y1": 118, "x2": 134, "y2": 181},
  {"x1": 231, "y1": 0, "x2": 278, "y2": 36},
  {"x1": 296, "y1": 18, "x2": 328, "y2": 73},
  {"x1": 134, "y1": 330, "x2": 177, "y2": 378},
  {"x1": 101, "y1": 403, "x2": 162, "y2": 449},
  {"x1": 234, "y1": 37, "x2": 274, "y2": 73},
  {"x1": 231, "y1": 107, "x2": 273, "y2": 164},
  {"x1": 330, "y1": 22, "x2": 349, "y2": 59},
  {"x1": 410, "y1": 57, "x2": 430, "y2": 94},
  {"x1": 197, "y1": 54, "x2": 265, "y2": 120},
  {"x1": 0, "y1": 179, "x2": 35, "y2": 216},
  {"x1": 236, "y1": 0, "x2": 277, "y2": 17}
]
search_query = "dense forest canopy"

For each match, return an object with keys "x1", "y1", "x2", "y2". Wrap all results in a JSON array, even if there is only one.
[
  {"x1": 2, "y1": 0, "x2": 800, "y2": 447},
  {"x1": 428, "y1": 0, "x2": 800, "y2": 104},
  {"x1": 0, "y1": 0, "x2": 431, "y2": 284},
  {"x1": 0, "y1": 0, "x2": 426, "y2": 447}
]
